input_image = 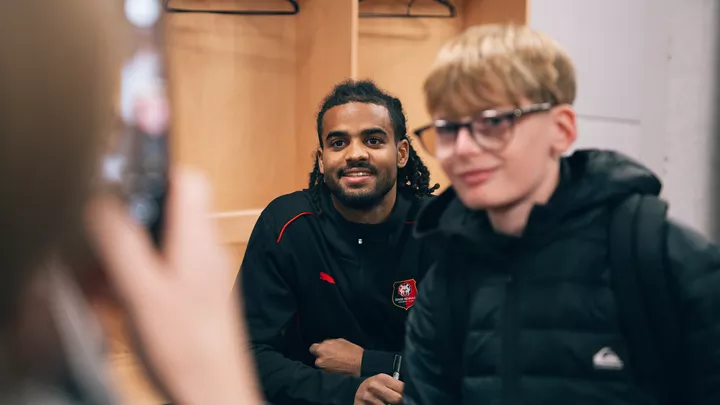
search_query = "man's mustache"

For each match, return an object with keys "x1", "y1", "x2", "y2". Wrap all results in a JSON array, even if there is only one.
[{"x1": 337, "y1": 162, "x2": 378, "y2": 177}]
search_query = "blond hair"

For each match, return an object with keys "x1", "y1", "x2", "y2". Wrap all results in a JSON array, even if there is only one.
[{"x1": 424, "y1": 24, "x2": 576, "y2": 118}]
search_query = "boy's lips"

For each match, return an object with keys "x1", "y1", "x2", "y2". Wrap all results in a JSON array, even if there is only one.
[{"x1": 458, "y1": 167, "x2": 498, "y2": 186}]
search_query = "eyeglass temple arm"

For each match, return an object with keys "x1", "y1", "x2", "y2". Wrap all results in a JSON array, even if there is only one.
[{"x1": 413, "y1": 124, "x2": 433, "y2": 137}]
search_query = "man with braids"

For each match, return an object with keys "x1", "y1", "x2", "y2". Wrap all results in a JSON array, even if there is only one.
[{"x1": 238, "y1": 80, "x2": 438, "y2": 405}]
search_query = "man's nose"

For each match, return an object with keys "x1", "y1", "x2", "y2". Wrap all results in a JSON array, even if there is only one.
[{"x1": 345, "y1": 139, "x2": 369, "y2": 161}]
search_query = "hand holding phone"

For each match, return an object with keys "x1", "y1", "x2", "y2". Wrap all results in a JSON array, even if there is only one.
[{"x1": 86, "y1": 168, "x2": 263, "y2": 405}]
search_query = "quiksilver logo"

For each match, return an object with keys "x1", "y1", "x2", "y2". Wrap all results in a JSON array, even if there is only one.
[{"x1": 593, "y1": 347, "x2": 624, "y2": 370}]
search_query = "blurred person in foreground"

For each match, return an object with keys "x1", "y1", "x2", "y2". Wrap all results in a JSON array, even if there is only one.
[
  {"x1": 402, "y1": 24, "x2": 720, "y2": 405},
  {"x1": 0, "y1": 1, "x2": 262, "y2": 404}
]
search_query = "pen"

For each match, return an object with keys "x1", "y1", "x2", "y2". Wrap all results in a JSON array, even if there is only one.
[
  {"x1": 386, "y1": 354, "x2": 403, "y2": 405},
  {"x1": 392, "y1": 354, "x2": 403, "y2": 380}
]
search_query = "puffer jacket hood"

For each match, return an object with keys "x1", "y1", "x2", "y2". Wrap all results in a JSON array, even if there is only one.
[{"x1": 414, "y1": 149, "x2": 662, "y2": 247}]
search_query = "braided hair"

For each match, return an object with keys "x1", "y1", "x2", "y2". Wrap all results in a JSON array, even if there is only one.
[{"x1": 308, "y1": 80, "x2": 439, "y2": 212}]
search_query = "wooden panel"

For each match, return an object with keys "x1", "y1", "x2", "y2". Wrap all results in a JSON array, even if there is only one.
[
  {"x1": 357, "y1": 0, "x2": 462, "y2": 191},
  {"x1": 96, "y1": 300, "x2": 166, "y2": 405},
  {"x1": 227, "y1": 242, "x2": 248, "y2": 281},
  {"x1": 213, "y1": 210, "x2": 261, "y2": 244},
  {"x1": 463, "y1": 0, "x2": 529, "y2": 27},
  {"x1": 295, "y1": 0, "x2": 358, "y2": 186},
  {"x1": 167, "y1": 2, "x2": 300, "y2": 212}
]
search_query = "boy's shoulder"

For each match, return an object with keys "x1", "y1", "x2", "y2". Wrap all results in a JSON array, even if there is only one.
[{"x1": 664, "y1": 219, "x2": 720, "y2": 277}]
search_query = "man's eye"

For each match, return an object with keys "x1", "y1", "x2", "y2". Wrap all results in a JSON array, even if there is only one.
[
  {"x1": 331, "y1": 140, "x2": 346, "y2": 148},
  {"x1": 367, "y1": 138, "x2": 382, "y2": 145}
]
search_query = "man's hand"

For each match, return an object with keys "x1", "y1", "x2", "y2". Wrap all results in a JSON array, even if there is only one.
[
  {"x1": 354, "y1": 373, "x2": 404, "y2": 405},
  {"x1": 309, "y1": 338, "x2": 364, "y2": 376}
]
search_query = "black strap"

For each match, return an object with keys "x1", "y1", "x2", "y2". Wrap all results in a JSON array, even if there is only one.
[
  {"x1": 443, "y1": 255, "x2": 471, "y2": 399},
  {"x1": 632, "y1": 196, "x2": 679, "y2": 361},
  {"x1": 609, "y1": 194, "x2": 679, "y2": 403}
]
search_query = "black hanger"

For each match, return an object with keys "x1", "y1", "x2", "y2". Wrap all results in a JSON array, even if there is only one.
[
  {"x1": 359, "y1": 0, "x2": 456, "y2": 18},
  {"x1": 164, "y1": 0, "x2": 299, "y2": 15}
]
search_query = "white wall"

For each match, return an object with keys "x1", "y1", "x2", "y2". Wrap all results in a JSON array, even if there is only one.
[{"x1": 530, "y1": 0, "x2": 720, "y2": 240}]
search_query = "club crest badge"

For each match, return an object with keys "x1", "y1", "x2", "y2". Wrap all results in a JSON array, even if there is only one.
[{"x1": 392, "y1": 279, "x2": 417, "y2": 310}]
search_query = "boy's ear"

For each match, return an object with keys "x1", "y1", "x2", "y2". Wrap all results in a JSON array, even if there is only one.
[{"x1": 551, "y1": 105, "x2": 577, "y2": 157}]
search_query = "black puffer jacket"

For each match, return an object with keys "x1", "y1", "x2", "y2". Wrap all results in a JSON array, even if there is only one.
[{"x1": 402, "y1": 150, "x2": 720, "y2": 405}]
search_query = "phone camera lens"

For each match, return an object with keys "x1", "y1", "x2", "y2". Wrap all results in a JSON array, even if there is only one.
[{"x1": 129, "y1": 194, "x2": 158, "y2": 226}]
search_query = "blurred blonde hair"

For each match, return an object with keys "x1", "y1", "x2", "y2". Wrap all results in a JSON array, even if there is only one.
[
  {"x1": 423, "y1": 24, "x2": 576, "y2": 118},
  {"x1": 0, "y1": 1, "x2": 121, "y2": 325}
]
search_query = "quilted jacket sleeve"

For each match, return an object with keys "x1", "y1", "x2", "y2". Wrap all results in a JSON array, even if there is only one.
[{"x1": 666, "y1": 221, "x2": 720, "y2": 404}]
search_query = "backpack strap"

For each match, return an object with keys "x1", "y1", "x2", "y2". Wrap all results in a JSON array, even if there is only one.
[
  {"x1": 609, "y1": 194, "x2": 679, "y2": 403},
  {"x1": 441, "y1": 254, "x2": 471, "y2": 399}
]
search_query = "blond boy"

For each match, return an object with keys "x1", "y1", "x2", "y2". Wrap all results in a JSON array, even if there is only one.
[{"x1": 402, "y1": 24, "x2": 720, "y2": 405}]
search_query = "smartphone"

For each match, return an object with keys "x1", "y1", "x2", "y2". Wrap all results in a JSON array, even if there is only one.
[{"x1": 103, "y1": 0, "x2": 170, "y2": 246}]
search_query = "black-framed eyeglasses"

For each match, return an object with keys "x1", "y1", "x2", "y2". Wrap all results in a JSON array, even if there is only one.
[{"x1": 413, "y1": 102, "x2": 554, "y2": 156}]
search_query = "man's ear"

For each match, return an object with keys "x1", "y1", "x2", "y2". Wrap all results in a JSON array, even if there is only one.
[
  {"x1": 316, "y1": 148, "x2": 324, "y2": 174},
  {"x1": 397, "y1": 138, "x2": 410, "y2": 169},
  {"x1": 550, "y1": 105, "x2": 577, "y2": 158}
]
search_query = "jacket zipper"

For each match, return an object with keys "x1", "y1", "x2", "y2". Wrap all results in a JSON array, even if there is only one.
[{"x1": 502, "y1": 273, "x2": 520, "y2": 405}]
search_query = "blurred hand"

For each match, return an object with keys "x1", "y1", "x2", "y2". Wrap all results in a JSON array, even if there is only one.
[
  {"x1": 354, "y1": 373, "x2": 404, "y2": 405},
  {"x1": 310, "y1": 338, "x2": 363, "y2": 376},
  {"x1": 85, "y1": 168, "x2": 262, "y2": 405}
]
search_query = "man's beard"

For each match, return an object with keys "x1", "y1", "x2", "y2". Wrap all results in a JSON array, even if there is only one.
[{"x1": 325, "y1": 164, "x2": 396, "y2": 211}]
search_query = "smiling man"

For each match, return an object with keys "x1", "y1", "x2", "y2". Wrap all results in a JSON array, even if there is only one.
[{"x1": 238, "y1": 80, "x2": 438, "y2": 405}]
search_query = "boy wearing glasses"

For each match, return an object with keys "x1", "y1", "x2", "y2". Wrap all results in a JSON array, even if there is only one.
[{"x1": 402, "y1": 24, "x2": 720, "y2": 405}]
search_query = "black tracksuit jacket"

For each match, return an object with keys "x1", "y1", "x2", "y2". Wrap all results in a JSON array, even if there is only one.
[{"x1": 239, "y1": 185, "x2": 433, "y2": 405}]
